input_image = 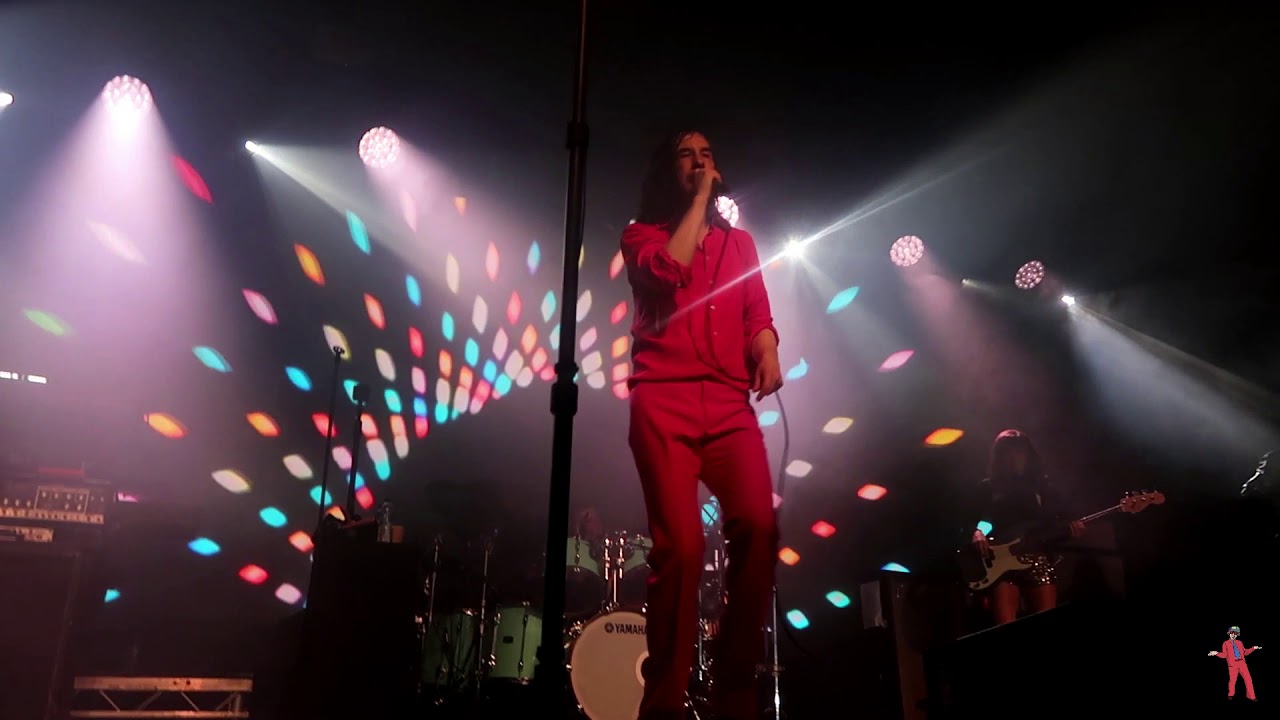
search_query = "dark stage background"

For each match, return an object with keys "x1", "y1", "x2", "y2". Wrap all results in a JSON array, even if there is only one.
[{"x1": 1, "y1": 2, "x2": 1278, "y2": 716}]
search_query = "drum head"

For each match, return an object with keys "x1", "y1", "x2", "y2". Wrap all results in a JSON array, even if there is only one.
[{"x1": 569, "y1": 610, "x2": 648, "y2": 720}]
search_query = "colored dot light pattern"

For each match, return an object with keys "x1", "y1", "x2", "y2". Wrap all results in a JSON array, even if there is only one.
[{"x1": 11, "y1": 140, "x2": 971, "y2": 629}]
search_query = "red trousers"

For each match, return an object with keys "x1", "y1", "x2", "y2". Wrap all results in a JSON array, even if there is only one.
[
  {"x1": 1228, "y1": 663, "x2": 1256, "y2": 699},
  {"x1": 628, "y1": 380, "x2": 778, "y2": 719}
]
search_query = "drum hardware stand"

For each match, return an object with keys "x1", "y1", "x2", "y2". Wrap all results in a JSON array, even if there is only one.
[{"x1": 760, "y1": 583, "x2": 785, "y2": 719}]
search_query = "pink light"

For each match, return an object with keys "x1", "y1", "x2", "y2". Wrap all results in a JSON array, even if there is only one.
[
  {"x1": 102, "y1": 75, "x2": 151, "y2": 114},
  {"x1": 355, "y1": 487, "x2": 374, "y2": 510},
  {"x1": 857, "y1": 484, "x2": 887, "y2": 501},
  {"x1": 878, "y1": 350, "x2": 914, "y2": 372},
  {"x1": 311, "y1": 413, "x2": 338, "y2": 438},
  {"x1": 358, "y1": 126, "x2": 400, "y2": 169},
  {"x1": 411, "y1": 366, "x2": 426, "y2": 394},
  {"x1": 414, "y1": 417, "x2": 429, "y2": 438},
  {"x1": 400, "y1": 189, "x2": 417, "y2": 231},
  {"x1": 288, "y1": 531, "x2": 314, "y2": 553},
  {"x1": 408, "y1": 327, "x2": 424, "y2": 357},
  {"x1": 171, "y1": 156, "x2": 213, "y2": 203},
  {"x1": 242, "y1": 290, "x2": 278, "y2": 325},
  {"x1": 1015, "y1": 260, "x2": 1045, "y2": 290},
  {"x1": 238, "y1": 564, "x2": 268, "y2": 584},
  {"x1": 889, "y1": 235, "x2": 924, "y2": 267},
  {"x1": 811, "y1": 520, "x2": 836, "y2": 538},
  {"x1": 612, "y1": 383, "x2": 629, "y2": 400},
  {"x1": 486, "y1": 243, "x2": 500, "y2": 281}
]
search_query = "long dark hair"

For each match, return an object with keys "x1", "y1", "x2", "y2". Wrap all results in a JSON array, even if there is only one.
[
  {"x1": 635, "y1": 129, "x2": 719, "y2": 226},
  {"x1": 986, "y1": 429, "x2": 1046, "y2": 488}
]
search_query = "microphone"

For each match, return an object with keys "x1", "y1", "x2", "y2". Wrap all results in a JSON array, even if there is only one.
[{"x1": 352, "y1": 383, "x2": 371, "y2": 404}]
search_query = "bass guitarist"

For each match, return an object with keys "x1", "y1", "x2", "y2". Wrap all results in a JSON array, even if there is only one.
[{"x1": 968, "y1": 430, "x2": 1084, "y2": 625}]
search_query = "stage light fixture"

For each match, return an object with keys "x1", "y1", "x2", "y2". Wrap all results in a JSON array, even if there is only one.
[
  {"x1": 102, "y1": 75, "x2": 152, "y2": 114},
  {"x1": 359, "y1": 126, "x2": 401, "y2": 169},
  {"x1": 1014, "y1": 260, "x2": 1045, "y2": 289},
  {"x1": 0, "y1": 91, "x2": 13, "y2": 108},
  {"x1": 889, "y1": 235, "x2": 924, "y2": 267},
  {"x1": 244, "y1": 140, "x2": 260, "y2": 154},
  {"x1": 715, "y1": 195, "x2": 739, "y2": 227},
  {"x1": 1060, "y1": 294, "x2": 1076, "y2": 306}
]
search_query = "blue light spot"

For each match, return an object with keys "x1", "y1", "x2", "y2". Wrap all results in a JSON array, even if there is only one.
[
  {"x1": 193, "y1": 346, "x2": 231, "y2": 373},
  {"x1": 826, "y1": 286, "x2": 860, "y2": 314},
  {"x1": 881, "y1": 562, "x2": 910, "y2": 573},
  {"x1": 527, "y1": 241, "x2": 541, "y2": 273},
  {"x1": 550, "y1": 325, "x2": 560, "y2": 350},
  {"x1": 701, "y1": 500, "x2": 719, "y2": 527},
  {"x1": 413, "y1": 397, "x2": 428, "y2": 416},
  {"x1": 977, "y1": 521, "x2": 993, "y2": 536},
  {"x1": 465, "y1": 338, "x2": 480, "y2": 366},
  {"x1": 406, "y1": 275, "x2": 422, "y2": 307},
  {"x1": 384, "y1": 389, "x2": 403, "y2": 413},
  {"x1": 353, "y1": 472, "x2": 366, "y2": 489},
  {"x1": 758, "y1": 411, "x2": 780, "y2": 427},
  {"x1": 285, "y1": 366, "x2": 312, "y2": 391},
  {"x1": 104, "y1": 588, "x2": 121, "y2": 603},
  {"x1": 374, "y1": 459, "x2": 391, "y2": 481},
  {"x1": 825, "y1": 591, "x2": 851, "y2": 608},
  {"x1": 482, "y1": 360, "x2": 498, "y2": 383},
  {"x1": 310, "y1": 486, "x2": 333, "y2": 505},
  {"x1": 785, "y1": 610, "x2": 810, "y2": 629},
  {"x1": 346, "y1": 211, "x2": 370, "y2": 254},
  {"x1": 434, "y1": 403, "x2": 448, "y2": 424},
  {"x1": 259, "y1": 507, "x2": 287, "y2": 528},
  {"x1": 784, "y1": 359, "x2": 808, "y2": 381},
  {"x1": 188, "y1": 537, "x2": 221, "y2": 556},
  {"x1": 494, "y1": 374, "x2": 513, "y2": 396},
  {"x1": 541, "y1": 290, "x2": 557, "y2": 322},
  {"x1": 442, "y1": 312, "x2": 455, "y2": 341}
]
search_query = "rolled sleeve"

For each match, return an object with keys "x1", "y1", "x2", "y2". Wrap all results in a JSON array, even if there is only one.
[
  {"x1": 738, "y1": 230, "x2": 779, "y2": 349},
  {"x1": 621, "y1": 222, "x2": 692, "y2": 290}
]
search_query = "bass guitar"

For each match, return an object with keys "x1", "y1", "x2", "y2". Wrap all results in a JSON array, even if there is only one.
[{"x1": 960, "y1": 490, "x2": 1164, "y2": 591}]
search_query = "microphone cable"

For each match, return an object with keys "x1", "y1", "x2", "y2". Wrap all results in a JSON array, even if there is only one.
[{"x1": 771, "y1": 389, "x2": 819, "y2": 660}]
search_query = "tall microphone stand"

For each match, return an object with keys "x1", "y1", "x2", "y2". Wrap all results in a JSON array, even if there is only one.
[
  {"x1": 535, "y1": 0, "x2": 591, "y2": 708},
  {"x1": 305, "y1": 346, "x2": 345, "y2": 611},
  {"x1": 343, "y1": 383, "x2": 371, "y2": 522}
]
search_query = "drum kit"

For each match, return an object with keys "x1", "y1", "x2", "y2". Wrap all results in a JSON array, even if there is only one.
[{"x1": 418, "y1": 522, "x2": 727, "y2": 719}]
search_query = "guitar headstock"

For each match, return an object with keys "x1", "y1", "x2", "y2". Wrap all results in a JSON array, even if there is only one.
[{"x1": 1119, "y1": 490, "x2": 1165, "y2": 514}]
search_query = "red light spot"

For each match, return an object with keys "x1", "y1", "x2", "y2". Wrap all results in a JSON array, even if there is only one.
[
  {"x1": 355, "y1": 487, "x2": 374, "y2": 510},
  {"x1": 238, "y1": 564, "x2": 268, "y2": 584},
  {"x1": 360, "y1": 413, "x2": 378, "y2": 438},
  {"x1": 506, "y1": 291, "x2": 522, "y2": 325},
  {"x1": 610, "y1": 301, "x2": 628, "y2": 325},
  {"x1": 172, "y1": 156, "x2": 213, "y2": 203},
  {"x1": 779, "y1": 548, "x2": 800, "y2": 565},
  {"x1": 811, "y1": 520, "x2": 836, "y2": 538},
  {"x1": 609, "y1": 250, "x2": 625, "y2": 280},
  {"x1": 288, "y1": 531, "x2": 314, "y2": 553},
  {"x1": 364, "y1": 294, "x2": 386, "y2": 330},
  {"x1": 408, "y1": 327, "x2": 424, "y2": 358},
  {"x1": 414, "y1": 416, "x2": 429, "y2": 438},
  {"x1": 312, "y1": 413, "x2": 338, "y2": 437},
  {"x1": 857, "y1": 484, "x2": 887, "y2": 501}
]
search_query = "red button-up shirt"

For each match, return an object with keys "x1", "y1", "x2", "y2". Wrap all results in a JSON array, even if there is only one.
[{"x1": 620, "y1": 221, "x2": 779, "y2": 391}]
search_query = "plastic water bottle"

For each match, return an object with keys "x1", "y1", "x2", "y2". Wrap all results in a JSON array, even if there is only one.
[{"x1": 373, "y1": 502, "x2": 389, "y2": 540}]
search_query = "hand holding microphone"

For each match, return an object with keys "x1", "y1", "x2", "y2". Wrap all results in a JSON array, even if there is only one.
[{"x1": 694, "y1": 167, "x2": 723, "y2": 199}]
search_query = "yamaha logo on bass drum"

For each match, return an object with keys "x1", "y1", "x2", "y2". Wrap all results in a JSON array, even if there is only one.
[{"x1": 603, "y1": 620, "x2": 646, "y2": 635}]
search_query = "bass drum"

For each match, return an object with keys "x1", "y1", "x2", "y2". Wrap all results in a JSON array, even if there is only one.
[{"x1": 569, "y1": 609, "x2": 649, "y2": 720}]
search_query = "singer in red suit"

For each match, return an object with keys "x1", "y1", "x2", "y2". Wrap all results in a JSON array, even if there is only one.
[
  {"x1": 1209, "y1": 626, "x2": 1261, "y2": 700},
  {"x1": 622, "y1": 130, "x2": 783, "y2": 720}
]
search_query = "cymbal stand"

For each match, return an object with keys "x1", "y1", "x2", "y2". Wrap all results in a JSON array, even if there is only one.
[
  {"x1": 475, "y1": 533, "x2": 495, "y2": 696},
  {"x1": 424, "y1": 535, "x2": 445, "y2": 704}
]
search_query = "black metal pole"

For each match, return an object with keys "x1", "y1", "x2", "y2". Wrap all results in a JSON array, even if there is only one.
[
  {"x1": 535, "y1": 0, "x2": 590, "y2": 708},
  {"x1": 342, "y1": 383, "x2": 370, "y2": 522}
]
